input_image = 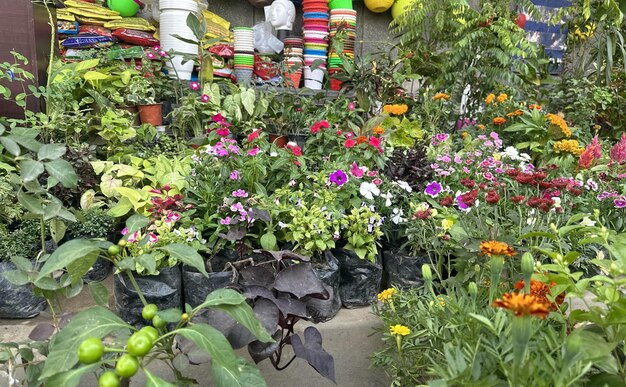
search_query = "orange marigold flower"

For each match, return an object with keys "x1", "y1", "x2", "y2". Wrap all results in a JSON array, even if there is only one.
[
  {"x1": 493, "y1": 292, "x2": 550, "y2": 319},
  {"x1": 433, "y1": 92, "x2": 450, "y2": 101},
  {"x1": 373, "y1": 126, "x2": 385, "y2": 135},
  {"x1": 506, "y1": 109, "x2": 524, "y2": 117},
  {"x1": 383, "y1": 104, "x2": 409, "y2": 115},
  {"x1": 485, "y1": 93, "x2": 496, "y2": 104},
  {"x1": 492, "y1": 117, "x2": 507, "y2": 126},
  {"x1": 356, "y1": 135, "x2": 367, "y2": 144},
  {"x1": 514, "y1": 280, "x2": 565, "y2": 311},
  {"x1": 546, "y1": 113, "x2": 571, "y2": 138},
  {"x1": 497, "y1": 93, "x2": 508, "y2": 103},
  {"x1": 529, "y1": 104, "x2": 542, "y2": 110},
  {"x1": 552, "y1": 139, "x2": 584, "y2": 155},
  {"x1": 477, "y1": 124, "x2": 486, "y2": 130},
  {"x1": 461, "y1": 131, "x2": 469, "y2": 139},
  {"x1": 480, "y1": 240, "x2": 516, "y2": 257}
]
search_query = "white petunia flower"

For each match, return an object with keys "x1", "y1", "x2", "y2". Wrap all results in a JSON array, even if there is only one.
[
  {"x1": 359, "y1": 182, "x2": 380, "y2": 200},
  {"x1": 394, "y1": 180, "x2": 413, "y2": 193},
  {"x1": 580, "y1": 217, "x2": 596, "y2": 227},
  {"x1": 391, "y1": 208, "x2": 404, "y2": 224}
]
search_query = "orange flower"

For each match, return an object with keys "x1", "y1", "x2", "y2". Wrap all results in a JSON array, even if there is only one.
[
  {"x1": 546, "y1": 113, "x2": 571, "y2": 138},
  {"x1": 480, "y1": 240, "x2": 516, "y2": 257},
  {"x1": 485, "y1": 94, "x2": 496, "y2": 104},
  {"x1": 461, "y1": 131, "x2": 469, "y2": 139},
  {"x1": 433, "y1": 93, "x2": 450, "y2": 101},
  {"x1": 514, "y1": 280, "x2": 565, "y2": 311},
  {"x1": 492, "y1": 117, "x2": 507, "y2": 126},
  {"x1": 373, "y1": 126, "x2": 385, "y2": 135},
  {"x1": 383, "y1": 104, "x2": 408, "y2": 115},
  {"x1": 356, "y1": 135, "x2": 367, "y2": 144},
  {"x1": 477, "y1": 124, "x2": 486, "y2": 130},
  {"x1": 493, "y1": 292, "x2": 550, "y2": 319},
  {"x1": 529, "y1": 104, "x2": 542, "y2": 110},
  {"x1": 496, "y1": 93, "x2": 508, "y2": 103},
  {"x1": 506, "y1": 109, "x2": 524, "y2": 117}
]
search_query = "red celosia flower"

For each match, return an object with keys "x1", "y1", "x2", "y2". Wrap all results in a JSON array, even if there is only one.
[
  {"x1": 589, "y1": 136, "x2": 602, "y2": 159},
  {"x1": 460, "y1": 178, "x2": 476, "y2": 188},
  {"x1": 539, "y1": 181, "x2": 554, "y2": 190},
  {"x1": 527, "y1": 196, "x2": 543, "y2": 208},
  {"x1": 345, "y1": 139, "x2": 356, "y2": 148},
  {"x1": 506, "y1": 169, "x2": 520, "y2": 177},
  {"x1": 413, "y1": 209, "x2": 432, "y2": 220},
  {"x1": 439, "y1": 196, "x2": 454, "y2": 207},
  {"x1": 485, "y1": 190, "x2": 500, "y2": 204},
  {"x1": 578, "y1": 148, "x2": 595, "y2": 169},
  {"x1": 610, "y1": 133, "x2": 626, "y2": 164},
  {"x1": 515, "y1": 174, "x2": 535, "y2": 185},
  {"x1": 510, "y1": 195, "x2": 525, "y2": 204},
  {"x1": 533, "y1": 171, "x2": 548, "y2": 180}
]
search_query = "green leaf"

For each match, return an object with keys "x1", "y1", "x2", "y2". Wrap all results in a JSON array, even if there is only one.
[
  {"x1": 241, "y1": 88, "x2": 256, "y2": 116},
  {"x1": 17, "y1": 191, "x2": 44, "y2": 215},
  {"x1": 156, "y1": 308, "x2": 182, "y2": 323},
  {"x1": 195, "y1": 288, "x2": 246, "y2": 310},
  {"x1": 11, "y1": 255, "x2": 33, "y2": 272},
  {"x1": 126, "y1": 214, "x2": 149, "y2": 234},
  {"x1": 212, "y1": 358, "x2": 267, "y2": 387},
  {"x1": 74, "y1": 58, "x2": 100, "y2": 72},
  {"x1": 260, "y1": 233, "x2": 278, "y2": 251},
  {"x1": 517, "y1": 231, "x2": 556, "y2": 241},
  {"x1": 66, "y1": 250, "x2": 99, "y2": 283},
  {"x1": 136, "y1": 254, "x2": 157, "y2": 274},
  {"x1": 0, "y1": 136, "x2": 20, "y2": 156},
  {"x1": 144, "y1": 369, "x2": 177, "y2": 387},
  {"x1": 36, "y1": 240, "x2": 101, "y2": 282},
  {"x1": 20, "y1": 160, "x2": 45, "y2": 182},
  {"x1": 43, "y1": 364, "x2": 98, "y2": 387},
  {"x1": 186, "y1": 12, "x2": 207, "y2": 41},
  {"x1": 49, "y1": 219, "x2": 67, "y2": 243},
  {"x1": 159, "y1": 244, "x2": 207, "y2": 277},
  {"x1": 45, "y1": 159, "x2": 78, "y2": 188},
  {"x1": 41, "y1": 307, "x2": 130, "y2": 379},
  {"x1": 208, "y1": 303, "x2": 274, "y2": 344},
  {"x1": 88, "y1": 281, "x2": 109, "y2": 307},
  {"x1": 37, "y1": 144, "x2": 66, "y2": 161},
  {"x1": 2, "y1": 270, "x2": 29, "y2": 286},
  {"x1": 177, "y1": 324, "x2": 239, "y2": 370}
]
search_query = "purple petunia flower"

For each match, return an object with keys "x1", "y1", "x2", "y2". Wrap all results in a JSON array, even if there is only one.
[
  {"x1": 230, "y1": 170, "x2": 241, "y2": 180},
  {"x1": 330, "y1": 170, "x2": 348, "y2": 186},
  {"x1": 614, "y1": 197, "x2": 626, "y2": 208},
  {"x1": 424, "y1": 181, "x2": 442, "y2": 197},
  {"x1": 232, "y1": 189, "x2": 249, "y2": 198}
]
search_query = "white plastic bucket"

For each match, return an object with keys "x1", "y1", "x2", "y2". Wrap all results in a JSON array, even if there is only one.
[
  {"x1": 159, "y1": 0, "x2": 199, "y2": 80},
  {"x1": 303, "y1": 66, "x2": 325, "y2": 89}
]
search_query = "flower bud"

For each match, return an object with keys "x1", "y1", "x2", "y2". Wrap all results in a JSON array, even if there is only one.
[
  {"x1": 521, "y1": 252, "x2": 534, "y2": 277},
  {"x1": 474, "y1": 264, "x2": 481, "y2": 273},
  {"x1": 468, "y1": 282, "x2": 478, "y2": 297},
  {"x1": 422, "y1": 264, "x2": 432, "y2": 281}
]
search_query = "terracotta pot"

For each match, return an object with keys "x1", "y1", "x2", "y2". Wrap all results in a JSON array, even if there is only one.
[
  {"x1": 137, "y1": 103, "x2": 163, "y2": 126},
  {"x1": 117, "y1": 105, "x2": 141, "y2": 126},
  {"x1": 269, "y1": 133, "x2": 289, "y2": 148}
]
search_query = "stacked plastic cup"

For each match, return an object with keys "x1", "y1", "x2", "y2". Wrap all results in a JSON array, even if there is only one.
[
  {"x1": 302, "y1": 0, "x2": 329, "y2": 89},
  {"x1": 233, "y1": 27, "x2": 255, "y2": 84},
  {"x1": 328, "y1": 9, "x2": 356, "y2": 90},
  {"x1": 283, "y1": 37, "x2": 304, "y2": 88}
]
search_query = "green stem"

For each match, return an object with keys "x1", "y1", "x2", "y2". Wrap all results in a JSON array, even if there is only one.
[
  {"x1": 40, "y1": 217, "x2": 46, "y2": 255},
  {"x1": 125, "y1": 270, "x2": 148, "y2": 306}
]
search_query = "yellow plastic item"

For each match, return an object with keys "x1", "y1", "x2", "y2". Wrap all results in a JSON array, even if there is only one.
[
  {"x1": 391, "y1": 0, "x2": 418, "y2": 19},
  {"x1": 364, "y1": 0, "x2": 393, "y2": 13},
  {"x1": 64, "y1": 0, "x2": 121, "y2": 15},
  {"x1": 57, "y1": 10, "x2": 76, "y2": 21},
  {"x1": 75, "y1": 16, "x2": 108, "y2": 26},
  {"x1": 203, "y1": 10, "x2": 230, "y2": 38},
  {"x1": 67, "y1": 8, "x2": 123, "y2": 20},
  {"x1": 103, "y1": 17, "x2": 156, "y2": 32}
]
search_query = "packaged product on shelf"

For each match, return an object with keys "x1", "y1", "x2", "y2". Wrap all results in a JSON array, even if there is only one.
[
  {"x1": 58, "y1": 21, "x2": 80, "y2": 35},
  {"x1": 61, "y1": 35, "x2": 116, "y2": 49},
  {"x1": 112, "y1": 28, "x2": 159, "y2": 46},
  {"x1": 203, "y1": 10, "x2": 231, "y2": 40},
  {"x1": 103, "y1": 17, "x2": 156, "y2": 32},
  {"x1": 79, "y1": 25, "x2": 113, "y2": 37},
  {"x1": 105, "y1": 45, "x2": 146, "y2": 60}
]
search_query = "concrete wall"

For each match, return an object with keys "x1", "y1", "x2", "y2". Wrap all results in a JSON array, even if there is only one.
[{"x1": 207, "y1": 0, "x2": 394, "y2": 56}]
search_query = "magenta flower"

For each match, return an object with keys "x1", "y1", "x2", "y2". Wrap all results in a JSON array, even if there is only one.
[
  {"x1": 149, "y1": 233, "x2": 159, "y2": 244},
  {"x1": 216, "y1": 128, "x2": 229, "y2": 137},
  {"x1": 230, "y1": 170, "x2": 241, "y2": 180},
  {"x1": 348, "y1": 102, "x2": 355, "y2": 111},
  {"x1": 350, "y1": 162, "x2": 364, "y2": 178},
  {"x1": 128, "y1": 231, "x2": 139, "y2": 244},
  {"x1": 159, "y1": 50, "x2": 168, "y2": 57},
  {"x1": 230, "y1": 202, "x2": 244, "y2": 212},
  {"x1": 367, "y1": 170, "x2": 378, "y2": 177},
  {"x1": 220, "y1": 217, "x2": 232, "y2": 225},
  {"x1": 372, "y1": 178, "x2": 383, "y2": 186},
  {"x1": 146, "y1": 52, "x2": 156, "y2": 60},
  {"x1": 190, "y1": 82, "x2": 200, "y2": 91},
  {"x1": 153, "y1": 45, "x2": 161, "y2": 51},
  {"x1": 424, "y1": 181, "x2": 442, "y2": 197},
  {"x1": 201, "y1": 94, "x2": 210, "y2": 102},
  {"x1": 232, "y1": 189, "x2": 249, "y2": 198},
  {"x1": 121, "y1": 227, "x2": 129, "y2": 236},
  {"x1": 330, "y1": 170, "x2": 348, "y2": 186},
  {"x1": 248, "y1": 147, "x2": 260, "y2": 156},
  {"x1": 615, "y1": 197, "x2": 626, "y2": 208},
  {"x1": 610, "y1": 133, "x2": 626, "y2": 164},
  {"x1": 165, "y1": 211, "x2": 181, "y2": 224}
]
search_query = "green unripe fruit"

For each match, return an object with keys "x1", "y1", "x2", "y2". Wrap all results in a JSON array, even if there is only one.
[
  {"x1": 142, "y1": 304, "x2": 158, "y2": 320},
  {"x1": 117, "y1": 239, "x2": 127, "y2": 247},
  {"x1": 98, "y1": 371, "x2": 120, "y2": 387},
  {"x1": 421, "y1": 264, "x2": 432, "y2": 281},
  {"x1": 107, "y1": 245, "x2": 121, "y2": 256},
  {"x1": 140, "y1": 326, "x2": 159, "y2": 343},
  {"x1": 115, "y1": 354, "x2": 139, "y2": 378},
  {"x1": 152, "y1": 315, "x2": 166, "y2": 329},
  {"x1": 127, "y1": 332, "x2": 153, "y2": 357},
  {"x1": 77, "y1": 337, "x2": 105, "y2": 364}
]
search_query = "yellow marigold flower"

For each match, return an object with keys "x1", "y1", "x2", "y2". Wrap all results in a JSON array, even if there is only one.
[
  {"x1": 492, "y1": 117, "x2": 507, "y2": 126},
  {"x1": 485, "y1": 93, "x2": 496, "y2": 104},
  {"x1": 506, "y1": 109, "x2": 523, "y2": 117},
  {"x1": 433, "y1": 92, "x2": 450, "y2": 101},
  {"x1": 593, "y1": 124, "x2": 601, "y2": 130},
  {"x1": 461, "y1": 131, "x2": 469, "y2": 139},
  {"x1": 437, "y1": 297, "x2": 446, "y2": 306},
  {"x1": 492, "y1": 292, "x2": 550, "y2": 319},
  {"x1": 552, "y1": 139, "x2": 584, "y2": 155},
  {"x1": 477, "y1": 124, "x2": 486, "y2": 130},
  {"x1": 546, "y1": 113, "x2": 571, "y2": 138},
  {"x1": 377, "y1": 288, "x2": 397, "y2": 302},
  {"x1": 383, "y1": 104, "x2": 408, "y2": 115},
  {"x1": 497, "y1": 93, "x2": 508, "y2": 103},
  {"x1": 373, "y1": 126, "x2": 385, "y2": 135},
  {"x1": 389, "y1": 324, "x2": 411, "y2": 336},
  {"x1": 480, "y1": 240, "x2": 516, "y2": 257}
]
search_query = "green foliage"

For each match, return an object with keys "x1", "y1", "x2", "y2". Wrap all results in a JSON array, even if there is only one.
[
  {"x1": 67, "y1": 207, "x2": 115, "y2": 239},
  {"x1": 0, "y1": 219, "x2": 45, "y2": 261}
]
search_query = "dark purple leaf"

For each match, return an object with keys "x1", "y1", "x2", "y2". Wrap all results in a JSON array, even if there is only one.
[
  {"x1": 244, "y1": 286, "x2": 308, "y2": 317},
  {"x1": 239, "y1": 266, "x2": 275, "y2": 287},
  {"x1": 248, "y1": 330, "x2": 282, "y2": 364},
  {"x1": 252, "y1": 299, "x2": 279, "y2": 334},
  {"x1": 248, "y1": 208, "x2": 271, "y2": 222},
  {"x1": 273, "y1": 263, "x2": 328, "y2": 299},
  {"x1": 28, "y1": 323, "x2": 55, "y2": 341},
  {"x1": 291, "y1": 327, "x2": 335, "y2": 383},
  {"x1": 218, "y1": 226, "x2": 246, "y2": 241}
]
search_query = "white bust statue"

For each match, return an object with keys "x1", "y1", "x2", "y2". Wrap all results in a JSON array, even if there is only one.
[{"x1": 264, "y1": 0, "x2": 296, "y2": 31}]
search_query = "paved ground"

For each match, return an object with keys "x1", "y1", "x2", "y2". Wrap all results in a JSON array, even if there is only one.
[{"x1": 0, "y1": 275, "x2": 390, "y2": 387}]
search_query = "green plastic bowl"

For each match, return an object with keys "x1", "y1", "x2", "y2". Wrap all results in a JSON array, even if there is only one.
[
  {"x1": 329, "y1": 0, "x2": 353, "y2": 10},
  {"x1": 107, "y1": 0, "x2": 140, "y2": 17}
]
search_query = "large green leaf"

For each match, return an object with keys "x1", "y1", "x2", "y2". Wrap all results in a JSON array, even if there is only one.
[
  {"x1": 45, "y1": 159, "x2": 78, "y2": 188},
  {"x1": 212, "y1": 359, "x2": 267, "y2": 387},
  {"x1": 20, "y1": 160, "x2": 45, "y2": 182},
  {"x1": 177, "y1": 324, "x2": 239, "y2": 370},
  {"x1": 195, "y1": 288, "x2": 246, "y2": 310},
  {"x1": 159, "y1": 244, "x2": 207, "y2": 277},
  {"x1": 43, "y1": 364, "x2": 98, "y2": 387},
  {"x1": 40, "y1": 307, "x2": 130, "y2": 379},
  {"x1": 36, "y1": 239, "x2": 101, "y2": 281},
  {"x1": 0, "y1": 136, "x2": 20, "y2": 156},
  {"x1": 66, "y1": 250, "x2": 99, "y2": 283},
  {"x1": 126, "y1": 213, "x2": 149, "y2": 234},
  {"x1": 17, "y1": 191, "x2": 44, "y2": 215},
  {"x1": 37, "y1": 144, "x2": 66, "y2": 161},
  {"x1": 144, "y1": 369, "x2": 177, "y2": 387}
]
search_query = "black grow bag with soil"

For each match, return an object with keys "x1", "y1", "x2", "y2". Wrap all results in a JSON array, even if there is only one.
[
  {"x1": 182, "y1": 250, "x2": 239, "y2": 308},
  {"x1": 83, "y1": 258, "x2": 113, "y2": 283},
  {"x1": 334, "y1": 248, "x2": 382, "y2": 308},
  {"x1": 0, "y1": 262, "x2": 46, "y2": 319},
  {"x1": 114, "y1": 265, "x2": 182, "y2": 327},
  {"x1": 305, "y1": 251, "x2": 342, "y2": 323},
  {"x1": 382, "y1": 249, "x2": 431, "y2": 289}
]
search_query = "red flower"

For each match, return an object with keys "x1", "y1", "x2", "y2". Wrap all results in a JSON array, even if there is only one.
[
  {"x1": 439, "y1": 196, "x2": 454, "y2": 207},
  {"x1": 479, "y1": 183, "x2": 488, "y2": 190},
  {"x1": 527, "y1": 196, "x2": 543, "y2": 208},
  {"x1": 356, "y1": 135, "x2": 367, "y2": 144},
  {"x1": 459, "y1": 190, "x2": 479, "y2": 207},
  {"x1": 369, "y1": 136, "x2": 381, "y2": 148},
  {"x1": 533, "y1": 171, "x2": 548, "y2": 180},
  {"x1": 511, "y1": 195, "x2": 525, "y2": 204},
  {"x1": 345, "y1": 139, "x2": 356, "y2": 148},
  {"x1": 247, "y1": 129, "x2": 261, "y2": 142},
  {"x1": 319, "y1": 120, "x2": 329, "y2": 129},
  {"x1": 538, "y1": 181, "x2": 554, "y2": 190},
  {"x1": 216, "y1": 128, "x2": 229, "y2": 137},
  {"x1": 485, "y1": 190, "x2": 500, "y2": 204},
  {"x1": 286, "y1": 143, "x2": 302, "y2": 156},
  {"x1": 578, "y1": 148, "x2": 595, "y2": 169},
  {"x1": 515, "y1": 174, "x2": 535, "y2": 185},
  {"x1": 568, "y1": 187, "x2": 583, "y2": 196},
  {"x1": 460, "y1": 178, "x2": 476, "y2": 188},
  {"x1": 413, "y1": 209, "x2": 432, "y2": 220},
  {"x1": 506, "y1": 169, "x2": 520, "y2": 177}
]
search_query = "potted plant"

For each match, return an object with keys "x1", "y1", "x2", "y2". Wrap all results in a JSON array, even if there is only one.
[{"x1": 125, "y1": 75, "x2": 163, "y2": 127}]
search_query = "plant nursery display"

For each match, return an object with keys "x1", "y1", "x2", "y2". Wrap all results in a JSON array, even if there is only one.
[{"x1": 2, "y1": 0, "x2": 626, "y2": 386}]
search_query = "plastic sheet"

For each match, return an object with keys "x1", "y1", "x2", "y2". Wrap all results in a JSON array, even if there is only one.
[
  {"x1": 334, "y1": 248, "x2": 382, "y2": 308},
  {"x1": 382, "y1": 249, "x2": 429, "y2": 289},
  {"x1": 0, "y1": 262, "x2": 46, "y2": 319},
  {"x1": 83, "y1": 258, "x2": 113, "y2": 283},
  {"x1": 305, "y1": 251, "x2": 341, "y2": 323}
]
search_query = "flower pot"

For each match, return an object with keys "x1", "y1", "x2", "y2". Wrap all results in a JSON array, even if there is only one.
[
  {"x1": 182, "y1": 250, "x2": 238, "y2": 308},
  {"x1": 303, "y1": 66, "x2": 325, "y2": 90},
  {"x1": 289, "y1": 133, "x2": 308, "y2": 149},
  {"x1": 0, "y1": 261, "x2": 47, "y2": 319},
  {"x1": 283, "y1": 71, "x2": 302, "y2": 88},
  {"x1": 137, "y1": 103, "x2": 163, "y2": 126},
  {"x1": 83, "y1": 258, "x2": 113, "y2": 283},
  {"x1": 114, "y1": 265, "x2": 182, "y2": 327},
  {"x1": 382, "y1": 249, "x2": 431, "y2": 289},
  {"x1": 117, "y1": 105, "x2": 141, "y2": 126},
  {"x1": 159, "y1": 0, "x2": 199, "y2": 80},
  {"x1": 333, "y1": 248, "x2": 382, "y2": 308},
  {"x1": 364, "y1": 0, "x2": 393, "y2": 13},
  {"x1": 305, "y1": 251, "x2": 342, "y2": 323},
  {"x1": 269, "y1": 133, "x2": 289, "y2": 148}
]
